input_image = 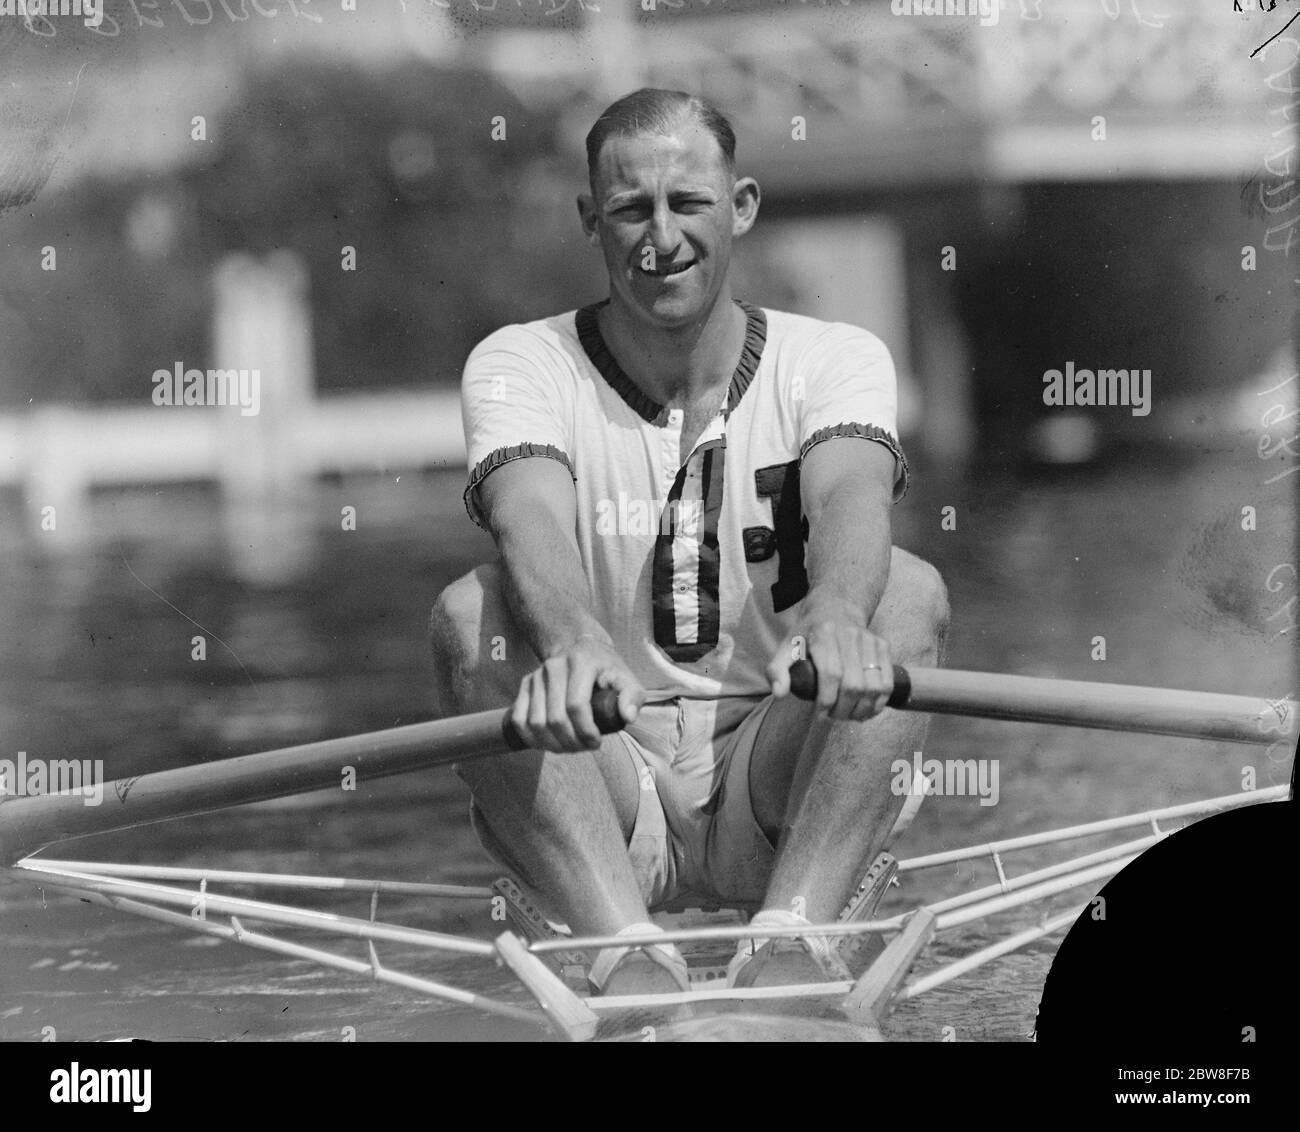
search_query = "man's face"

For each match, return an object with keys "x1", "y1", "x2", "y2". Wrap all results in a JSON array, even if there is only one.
[{"x1": 579, "y1": 122, "x2": 758, "y2": 329}]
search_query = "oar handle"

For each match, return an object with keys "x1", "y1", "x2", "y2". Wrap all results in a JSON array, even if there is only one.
[
  {"x1": 501, "y1": 688, "x2": 626, "y2": 750},
  {"x1": 788, "y1": 659, "x2": 911, "y2": 708}
]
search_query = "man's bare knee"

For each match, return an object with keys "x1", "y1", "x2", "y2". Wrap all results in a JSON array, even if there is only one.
[
  {"x1": 430, "y1": 564, "x2": 497, "y2": 653},
  {"x1": 430, "y1": 565, "x2": 492, "y2": 673},
  {"x1": 430, "y1": 563, "x2": 522, "y2": 714},
  {"x1": 894, "y1": 547, "x2": 950, "y2": 639},
  {"x1": 876, "y1": 548, "x2": 950, "y2": 664}
]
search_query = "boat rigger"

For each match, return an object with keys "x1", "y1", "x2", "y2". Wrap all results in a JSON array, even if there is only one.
[{"x1": 0, "y1": 664, "x2": 1292, "y2": 1041}]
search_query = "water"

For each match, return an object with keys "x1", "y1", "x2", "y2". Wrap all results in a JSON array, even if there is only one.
[{"x1": 0, "y1": 452, "x2": 1293, "y2": 1042}]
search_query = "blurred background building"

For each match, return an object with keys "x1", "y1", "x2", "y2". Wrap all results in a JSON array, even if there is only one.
[{"x1": 1, "y1": 0, "x2": 1294, "y2": 516}]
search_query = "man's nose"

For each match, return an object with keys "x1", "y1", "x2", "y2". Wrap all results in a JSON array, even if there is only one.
[{"x1": 646, "y1": 203, "x2": 681, "y2": 253}]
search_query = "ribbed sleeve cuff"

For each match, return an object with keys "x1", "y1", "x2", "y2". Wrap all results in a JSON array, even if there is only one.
[
  {"x1": 799, "y1": 423, "x2": 910, "y2": 502},
  {"x1": 463, "y1": 443, "x2": 576, "y2": 529}
]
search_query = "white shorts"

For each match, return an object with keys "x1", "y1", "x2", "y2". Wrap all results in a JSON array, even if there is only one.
[{"x1": 471, "y1": 694, "x2": 779, "y2": 912}]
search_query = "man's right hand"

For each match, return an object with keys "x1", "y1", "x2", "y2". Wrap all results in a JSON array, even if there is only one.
[{"x1": 509, "y1": 635, "x2": 645, "y2": 752}]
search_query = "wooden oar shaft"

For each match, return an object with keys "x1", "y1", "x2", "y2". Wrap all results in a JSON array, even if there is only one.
[
  {"x1": 789, "y1": 661, "x2": 1294, "y2": 745},
  {"x1": 3, "y1": 669, "x2": 1289, "y2": 865},
  {"x1": 899, "y1": 667, "x2": 1294, "y2": 745},
  {"x1": 1, "y1": 690, "x2": 625, "y2": 865},
  {"x1": 0, "y1": 709, "x2": 514, "y2": 865}
]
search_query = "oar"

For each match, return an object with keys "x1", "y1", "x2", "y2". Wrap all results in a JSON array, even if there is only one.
[
  {"x1": 0, "y1": 692, "x2": 623, "y2": 866},
  {"x1": 788, "y1": 660, "x2": 1295, "y2": 747},
  {"x1": 3, "y1": 666, "x2": 1292, "y2": 865}
]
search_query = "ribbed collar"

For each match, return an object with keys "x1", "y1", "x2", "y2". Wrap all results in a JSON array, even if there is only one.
[{"x1": 574, "y1": 299, "x2": 768, "y2": 425}]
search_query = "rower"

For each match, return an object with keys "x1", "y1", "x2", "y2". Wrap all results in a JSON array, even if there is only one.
[{"x1": 430, "y1": 88, "x2": 949, "y2": 999}]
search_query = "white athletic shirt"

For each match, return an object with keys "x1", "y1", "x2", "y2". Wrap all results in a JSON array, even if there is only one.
[{"x1": 461, "y1": 300, "x2": 908, "y2": 699}]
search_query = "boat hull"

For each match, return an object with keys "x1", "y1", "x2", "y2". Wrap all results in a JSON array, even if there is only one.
[{"x1": 606, "y1": 1010, "x2": 884, "y2": 1042}]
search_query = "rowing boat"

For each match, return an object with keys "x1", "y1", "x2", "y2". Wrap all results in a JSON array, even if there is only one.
[{"x1": 1, "y1": 665, "x2": 1293, "y2": 1042}]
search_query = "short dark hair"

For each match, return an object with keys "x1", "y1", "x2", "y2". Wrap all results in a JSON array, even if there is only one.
[{"x1": 585, "y1": 88, "x2": 736, "y2": 193}]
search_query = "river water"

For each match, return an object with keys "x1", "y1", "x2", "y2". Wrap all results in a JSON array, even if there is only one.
[{"x1": 1, "y1": 448, "x2": 1294, "y2": 1042}]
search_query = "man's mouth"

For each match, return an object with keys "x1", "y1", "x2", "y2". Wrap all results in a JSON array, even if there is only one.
[{"x1": 639, "y1": 259, "x2": 695, "y2": 278}]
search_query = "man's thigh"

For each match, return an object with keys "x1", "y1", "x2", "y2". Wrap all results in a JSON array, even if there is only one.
[
  {"x1": 746, "y1": 694, "x2": 822, "y2": 845},
  {"x1": 746, "y1": 546, "x2": 937, "y2": 840},
  {"x1": 440, "y1": 560, "x2": 643, "y2": 836}
]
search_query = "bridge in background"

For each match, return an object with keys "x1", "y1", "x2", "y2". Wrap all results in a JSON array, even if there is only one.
[{"x1": 473, "y1": 0, "x2": 1279, "y2": 189}]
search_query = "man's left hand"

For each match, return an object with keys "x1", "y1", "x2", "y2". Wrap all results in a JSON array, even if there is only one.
[{"x1": 766, "y1": 600, "x2": 893, "y2": 721}]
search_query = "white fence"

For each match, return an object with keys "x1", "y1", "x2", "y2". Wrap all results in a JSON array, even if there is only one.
[{"x1": 0, "y1": 253, "x2": 467, "y2": 541}]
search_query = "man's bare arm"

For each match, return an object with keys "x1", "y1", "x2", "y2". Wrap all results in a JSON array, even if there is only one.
[
  {"x1": 801, "y1": 439, "x2": 895, "y2": 627},
  {"x1": 477, "y1": 459, "x2": 644, "y2": 749},
  {"x1": 478, "y1": 459, "x2": 605, "y2": 656},
  {"x1": 766, "y1": 439, "x2": 897, "y2": 718}
]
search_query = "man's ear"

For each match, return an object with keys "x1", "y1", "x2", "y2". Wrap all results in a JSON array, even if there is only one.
[
  {"x1": 577, "y1": 193, "x2": 601, "y2": 247},
  {"x1": 731, "y1": 177, "x2": 760, "y2": 238}
]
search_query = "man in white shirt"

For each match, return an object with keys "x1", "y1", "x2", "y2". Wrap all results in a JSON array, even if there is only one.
[{"x1": 432, "y1": 88, "x2": 948, "y2": 998}]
